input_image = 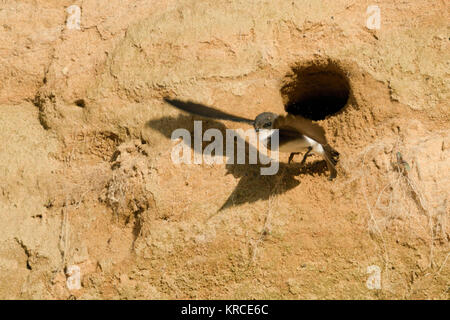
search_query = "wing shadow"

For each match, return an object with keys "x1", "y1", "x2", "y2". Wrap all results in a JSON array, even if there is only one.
[{"x1": 146, "y1": 115, "x2": 328, "y2": 212}]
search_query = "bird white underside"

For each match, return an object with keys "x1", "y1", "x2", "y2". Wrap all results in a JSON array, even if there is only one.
[{"x1": 259, "y1": 129, "x2": 324, "y2": 155}]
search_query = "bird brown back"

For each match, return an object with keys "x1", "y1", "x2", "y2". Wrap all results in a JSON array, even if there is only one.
[{"x1": 273, "y1": 114, "x2": 328, "y2": 145}]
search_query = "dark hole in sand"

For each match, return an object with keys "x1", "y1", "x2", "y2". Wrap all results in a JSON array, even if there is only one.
[
  {"x1": 281, "y1": 64, "x2": 350, "y2": 120},
  {"x1": 74, "y1": 99, "x2": 86, "y2": 108}
]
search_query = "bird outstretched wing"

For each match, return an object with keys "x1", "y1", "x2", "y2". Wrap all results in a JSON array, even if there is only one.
[
  {"x1": 163, "y1": 98, "x2": 254, "y2": 124},
  {"x1": 273, "y1": 114, "x2": 328, "y2": 145}
]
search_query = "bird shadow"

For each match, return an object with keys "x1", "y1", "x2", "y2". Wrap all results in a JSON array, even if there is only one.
[{"x1": 145, "y1": 115, "x2": 329, "y2": 212}]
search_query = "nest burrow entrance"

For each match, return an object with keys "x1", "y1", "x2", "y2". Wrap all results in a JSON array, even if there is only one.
[{"x1": 281, "y1": 63, "x2": 350, "y2": 120}]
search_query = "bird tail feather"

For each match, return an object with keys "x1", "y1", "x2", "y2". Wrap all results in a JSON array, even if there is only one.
[
  {"x1": 323, "y1": 144, "x2": 339, "y2": 166},
  {"x1": 322, "y1": 144, "x2": 339, "y2": 180}
]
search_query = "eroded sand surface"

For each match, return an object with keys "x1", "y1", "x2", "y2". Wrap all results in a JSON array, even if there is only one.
[{"x1": 0, "y1": 0, "x2": 448, "y2": 299}]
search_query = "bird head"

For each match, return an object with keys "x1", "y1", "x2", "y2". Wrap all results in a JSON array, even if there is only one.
[{"x1": 253, "y1": 112, "x2": 278, "y2": 132}]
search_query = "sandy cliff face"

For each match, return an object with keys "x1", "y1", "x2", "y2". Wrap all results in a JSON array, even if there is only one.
[{"x1": 0, "y1": 0, "x2": 448, "y2": 299}]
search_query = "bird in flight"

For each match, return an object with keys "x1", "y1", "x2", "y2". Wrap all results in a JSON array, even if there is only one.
[{"x1": 163, "y1": 98, "x2": 339, "y2": 180}]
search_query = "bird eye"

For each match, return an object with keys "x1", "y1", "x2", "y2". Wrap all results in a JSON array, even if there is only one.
[{"x1": 264, "y1": 122, "x2": 272, "y2": 128}]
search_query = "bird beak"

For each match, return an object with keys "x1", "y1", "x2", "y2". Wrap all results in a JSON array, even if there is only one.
[{"x1": 255, "y1": 128, "x2": 259, "y2": 133}]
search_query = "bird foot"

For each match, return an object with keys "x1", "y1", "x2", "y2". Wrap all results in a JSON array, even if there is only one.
[
  {"x1": 288, "y1": 152, "x2": 299, "y2": 164},
  {"x1": 299, "y1": 147, "x2": 313, "y2": 167}
]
